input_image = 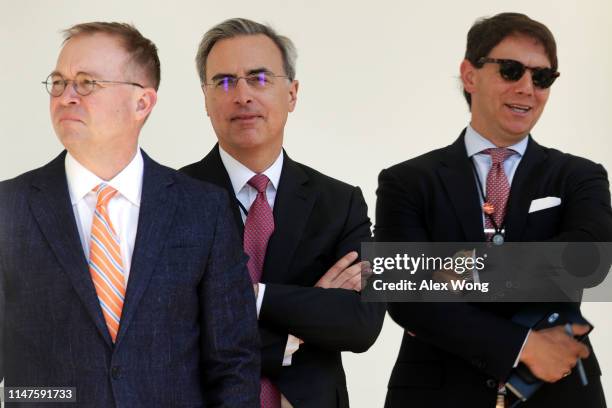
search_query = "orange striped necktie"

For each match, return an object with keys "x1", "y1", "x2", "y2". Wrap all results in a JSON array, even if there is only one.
[{"x1": 88, "y1": 183, "x2": 126, "y2": 342}]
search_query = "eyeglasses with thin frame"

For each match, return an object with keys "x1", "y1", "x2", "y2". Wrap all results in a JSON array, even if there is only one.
[
  {"x1": 477, "y1": 57, "x2": 560, "y2": 89},
  {"x1": 203, "y1": 71, "x2": 289, "y2": 93},
  {"x1": 42, "y1": 72, "x2": 144, "y2": 97}
]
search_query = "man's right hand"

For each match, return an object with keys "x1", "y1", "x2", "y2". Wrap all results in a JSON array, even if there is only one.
[
  {"x1": 519, "y1": 324, "x2": 591, "y2": 383},
  {"x1": 315, "y1": 251, "x2": 371, "y2": 291}
]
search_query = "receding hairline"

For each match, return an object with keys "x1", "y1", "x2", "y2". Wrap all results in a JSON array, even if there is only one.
[
  {"x1": 195, "y1": 18, "x2": 298, "y2": 85},
  {"x1": 59, "y1": 32, "x2": 151, "y2": 85},
  {"x1": 204, "y1": 34, "x2": 288, "y2": 78}
]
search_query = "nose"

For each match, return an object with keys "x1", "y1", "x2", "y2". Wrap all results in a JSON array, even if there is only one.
[
  {"x1": 57, "y1": 81, "x2": 80, "y2": 106},
  {"x1": 514, "y1": 69, "x2": 535, "y2": 96},
  {"x1": 232, "y1": 77, "x2": 253, "y2": 105}
]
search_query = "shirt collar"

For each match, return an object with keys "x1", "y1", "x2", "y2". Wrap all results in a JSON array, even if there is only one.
[
  {"x1": 218, "y1": 145, "x2": 283, "y2": 195},
  {"x1": 464, "y1": 124, "x2": 529, "y2": 158},
  {"x1": 65, "y1": 149, "x2": 144, "y2": 206}
]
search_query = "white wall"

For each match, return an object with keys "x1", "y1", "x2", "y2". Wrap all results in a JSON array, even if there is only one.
[{"x1": 1, "y1": 0, "x2": 610, "y2": 405}]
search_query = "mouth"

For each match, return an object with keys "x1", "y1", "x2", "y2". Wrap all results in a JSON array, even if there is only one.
[
  {"x1": 231, "y1": 114, "x2": 262, "y2": 122},
  {"x1": 505, "y1": 103, "x2": 532, "y2": 114},
  {"x1": 59, "y1": 116, "x2": 83, "y2": 123}
]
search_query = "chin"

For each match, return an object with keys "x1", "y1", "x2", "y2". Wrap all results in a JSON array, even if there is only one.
[
  {"x1": 56, "y1": 130, "x2": 87, "y2": 147},
  {"x1": 501, "y1": 121, "x2": 534, "y2": 139},
  {"x1": 229, "y1": 133, "x2": 269, "y2": 149}
]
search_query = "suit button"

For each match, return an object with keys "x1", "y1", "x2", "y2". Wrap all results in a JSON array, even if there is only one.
[
  {"x1": 486, "y1": 378, "x2": 498, "y2": 389},
  {"x1": 471, "y1": 357, "x2": 486, "y2": 370},
  {"x1": 111, "y1": 366, "x2": 121, "y2": 380}
]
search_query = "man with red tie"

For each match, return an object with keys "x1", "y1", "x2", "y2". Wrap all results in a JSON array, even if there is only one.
[
  {"x1": 375, "y1": 12, "x2": 611, "y2": 407},
  {"x1": 0, "y1": 22, "x2": 259, "y2": 407},
  {"x1": 181, "y1": 18, "x2": 385, "y2": 408}
]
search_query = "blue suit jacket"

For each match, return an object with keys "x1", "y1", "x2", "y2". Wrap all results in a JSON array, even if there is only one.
[{"x1": 0, "y1": 151, "x2": 260, "y2": 407}]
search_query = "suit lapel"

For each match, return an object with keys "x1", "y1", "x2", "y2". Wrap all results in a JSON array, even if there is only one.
[
  {"x1": 114, "y1": 151, "x2": 178, "y2": 346},
  {"x1": 185, "y1": 147, "x2": 316, "y2": 282},
  {"x1": 188, "y1": 145, "x2": 244, "y2": 237},
  {"x1": 504, "y1": 137, "x2": 548, "y2": 241},
  {"x1": 263, "y1": 153, "x2": 317, "y2": 282},
  {"x1": 28, "y1": 152, "x2": 112, "y2": 345},
  {"x1": 437, "y1": 131, "x2": 486, "y2": 242}
]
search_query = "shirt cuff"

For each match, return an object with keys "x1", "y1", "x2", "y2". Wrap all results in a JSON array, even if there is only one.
[
  {"x1": 282, "y1": 334, "x2": 302, "y2": 366},
  {"x1": 256, "y1": 283, "x2": 266, "y2": 319},
  {"x1": 513, "y1": 329, "x2": 531, "y2": 367}
]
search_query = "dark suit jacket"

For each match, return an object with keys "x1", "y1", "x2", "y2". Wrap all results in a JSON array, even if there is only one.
[
  {"x1": 0, "y1": 150, "x2": 260, "y2": 407},
  {"x1": 375, "y1": 131, "x2": 612, "y2": 408},
  {"x1": 181, "y1": 145, "x2": 386, "y2": 408}
]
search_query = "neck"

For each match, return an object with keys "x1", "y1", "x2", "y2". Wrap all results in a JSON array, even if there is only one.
[
  {"x1": 221, "y1": 143, "x2": 282, "y2": 173},
  {"x1": 469, "y1": 120, "x2": 526, "y2": 148},
  {"x1": 69, "y1": 145, "x2": 138, "y2": 181}
]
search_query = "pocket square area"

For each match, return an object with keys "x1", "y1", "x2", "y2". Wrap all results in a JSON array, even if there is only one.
[{"x1": 528, "y1": 196, "x2": 562, "y2": 213}]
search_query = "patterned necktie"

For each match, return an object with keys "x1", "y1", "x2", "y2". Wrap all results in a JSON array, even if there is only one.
[
  {"x1": 88, "y1": 183, "x2": 126, "y2": 343},
  {"x1": 242, "y1": 174, "x2": 280, "y2": 408},
  {"x1": 482, "y1": 148, "x2": 516, "y2": 237}
]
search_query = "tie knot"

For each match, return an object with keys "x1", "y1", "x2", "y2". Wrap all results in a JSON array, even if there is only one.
[
  {"x1": 93, "y1": 183, "x2": 118, "y2": 207},
  {"x1": 482, "y1": 147, "x2": 516, "y2": 165},
  {"x1": 248, "y1": 174, "x2": 270, "y2": 193}
]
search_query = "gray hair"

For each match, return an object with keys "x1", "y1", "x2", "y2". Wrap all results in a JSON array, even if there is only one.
[{"x1": 195, "y1": 18, "x2": 297, "y2": 84}]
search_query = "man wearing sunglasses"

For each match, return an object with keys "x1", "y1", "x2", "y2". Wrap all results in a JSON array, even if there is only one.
[
  {"x1": 181, "y1": 18, "x2": 385, "y2": 408},
  {"x1": 0, "y1": 22, "x2": 259, "y2": 407},
  {"x1": 376, "y1": 12, "x2": 611, "y2": 407}
]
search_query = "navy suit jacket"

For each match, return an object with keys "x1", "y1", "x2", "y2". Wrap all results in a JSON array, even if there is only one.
[
  {"x1": 0, "y1": 151, "x2": 260, "y2": 407},
  {"x1": 376, "y1": 132, "x2": 612, "y2": 407},
  {"x1": 181, "y1": 146, "x2": 386, "y2": 408}
]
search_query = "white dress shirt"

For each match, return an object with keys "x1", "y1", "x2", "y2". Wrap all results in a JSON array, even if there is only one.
[
  {"x1": 219, "y1": 146, "x2": 300, "y2": 367},
  {"x1": 464, "y1": 126, "x2": 530, "y2": 367},
  {"x1": 65, "y1": 150, "x2": 143, "y2": 283}
]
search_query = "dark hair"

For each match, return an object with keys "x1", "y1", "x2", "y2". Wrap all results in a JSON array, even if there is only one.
[
  {"x1": 195, "y1": 18, "x2": 297, "y2": 84},
  {"x1": 463, "y1": 12, "x2": 557, "y2": 106},
  {"x1": 63, "y1": 22, "x2": 161, "y2": 90}
]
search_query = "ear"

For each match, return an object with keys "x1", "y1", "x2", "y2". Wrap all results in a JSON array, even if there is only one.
[
  {"x1": 288, "y1": 80, "x2": 299, "y2": 113},
  {"x1": 460, "y1": 59, "x2": 478, "y2": 95},
  {"x1": 135, "y1": 88, "x2": 157, "y2": 121}
]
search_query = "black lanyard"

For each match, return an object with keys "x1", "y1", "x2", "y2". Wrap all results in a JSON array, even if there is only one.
[
  {"x1": 235, "y1": 197, "x2": 248, "y2": 217},
  {"x1": 470, "y1": 158, "x2": 506, "y2": 245}
]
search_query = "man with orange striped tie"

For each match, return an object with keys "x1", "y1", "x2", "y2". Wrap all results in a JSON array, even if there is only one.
[{"x1": 0, "y1": 22, "x2": 259, "y2": 407}]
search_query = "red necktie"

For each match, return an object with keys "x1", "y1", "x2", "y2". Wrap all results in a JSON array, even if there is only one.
[
  {"x1": 243, "y1": 174, "x2": 281, "y2": 408},
  {"x1": 482, "y1": 148, "x2": 516, "y2": 237}
]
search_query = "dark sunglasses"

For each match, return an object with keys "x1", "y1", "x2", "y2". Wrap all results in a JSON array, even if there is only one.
[{"x1": 477, "y1": 57, "x2": 560, "y2": 89}]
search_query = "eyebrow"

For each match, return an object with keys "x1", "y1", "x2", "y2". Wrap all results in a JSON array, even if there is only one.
[
  {"x1": 491, "y1": 58, "x2": 552, "y2": 70},
  {"x1": 209, "y1": 67, "x2": 274, "y2": 82},
  {"x1": 48, "y1": 70, "x2": 102, "y2": 78}
]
